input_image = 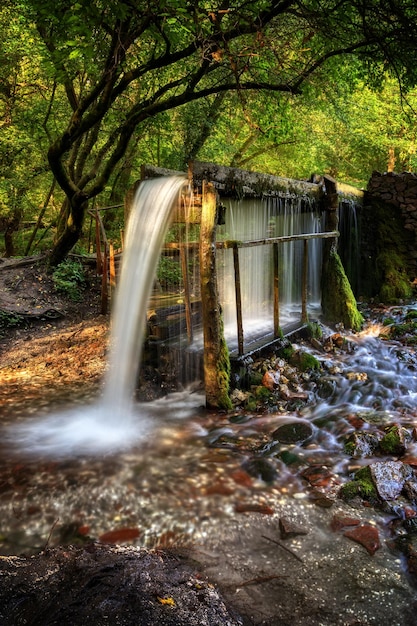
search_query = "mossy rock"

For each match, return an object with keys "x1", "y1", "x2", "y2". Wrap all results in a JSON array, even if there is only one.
[
  {"x1": 278, "y1": 344, "x2": 295, "y2": 361},
  {"x1": 344, "y1": 432, "x2": 381, "y2": 458},
  {"x1": 340, "y1": 465, "x2": 379, "y2": 502},
  {"x1": 290, "y1": 350, "x2": 321, "y2": 372},
  {"x1": 379, "y1": 425, "x2": 408, "y2": 456},
  {"x1": 321, "y1": 250, "x2": 363, "y2": 331}
]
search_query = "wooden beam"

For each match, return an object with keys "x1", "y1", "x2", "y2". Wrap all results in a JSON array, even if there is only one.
[
  {"x1": 301, "y1": 239, "x2": 308, "y2": 323},
  {"x1": 273, "y1": 242, "x2": 280, "y2": 337},
  {"x1": 180, "y1": 244, "x2": 193, "y2": 344},
  {"x1": 200, "y1": 182, "x2": 231, "y2": 410},
  {"x1": 232, "y1": 244, "x2": 244, "y2": 356}
]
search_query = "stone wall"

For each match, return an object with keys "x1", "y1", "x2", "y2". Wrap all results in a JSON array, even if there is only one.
[{"x1": 367, "y1": 171, "x2": 417, "y2": 275}]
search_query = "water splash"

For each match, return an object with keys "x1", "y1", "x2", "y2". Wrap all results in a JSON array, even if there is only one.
[{"x1": 7, "y1": 176, "x2": 199, "y2": 458}]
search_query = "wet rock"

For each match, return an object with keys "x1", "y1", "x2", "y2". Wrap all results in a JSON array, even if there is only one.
[
  {"x1": 301, "y1": 465, "x2": 336, "y2": 490},
  {"x1": 241, "y1": 458, "x2": 277, "y2": 483},
  {"x1": 230, "y1": 389, "x2": 249, "y2": 405},
  {"x1": 279, "y1": 517, "x2": 308, "y2": 539},
  {"x1": 369, "y1": 460, "x2": 413, "y2": 501},
  {"x1": 344, "y1": 431, "x2": 381, "y2": 458},
  {"x1": 330, "y1": 513, "x2": 361, "y2": 532},
  {"x1": 262, "y1": 370, "x2": 280, "y2": 391},
  {"x1": 343, "y1": 523, "x2": 381, "y2": 555},
  {"x1": 403, "y1": 479, "x2": 417, "y2": 504},
  {"x1": 0, "y1": 544, "x2": 243, "y2": 626},
  {"x1": 379, "y1": 424, "x2": 409, "y2": 456},
  {"x1": 272, "y1": 420, "x2": 314, "y2": 445}
]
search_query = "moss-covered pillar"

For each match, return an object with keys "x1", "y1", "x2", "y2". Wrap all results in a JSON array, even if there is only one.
[
  {"x1": 321, "y1": 175, "x2": 363, "y2": 331},
  {"x1": 199, "y1": 181, "x2": 232, "y2": 410}
]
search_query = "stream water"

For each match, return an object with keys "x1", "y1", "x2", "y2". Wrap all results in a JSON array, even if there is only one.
[{"x1": 1, "y1": 178, "x2": 417, "y2": 623}]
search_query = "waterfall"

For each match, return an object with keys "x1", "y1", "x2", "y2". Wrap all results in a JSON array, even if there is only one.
[
  {"x1": 8, "y1": 176, "x2": 190, "y2": 457},
  {"x1": 217, "y1": 195, "x2": 323, "y2": 347},
  {"x1": 102, "y1": 176, "x2": 187, "y2": 417},
  {"x1": 338, "y1": 198, "x2": 360, "y2": 296}
]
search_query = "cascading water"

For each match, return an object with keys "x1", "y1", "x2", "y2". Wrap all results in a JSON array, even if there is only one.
[
  {"x1": 217, "y1": 194, "x2": 324, "y2": 348},
  {"x1": 7, "y1": 175, "x2": 203, "y2": 457},
  {"x1": 338, "y1": 197, "x2": 360, "y2": 295}
]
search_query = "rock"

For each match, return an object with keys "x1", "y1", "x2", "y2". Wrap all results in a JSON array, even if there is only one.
[
  {"x1": 330, "y1": 514, "x2": 361, "y2": 532},
  {"x1": 262, "y1": 370, "x2": 280, "y2": 391},
  {"x1": 0, "y1": 544, "x2": 243, "y2": 626},
  {"x1": 272, "y1": 420, "x2": 314, "y2": 445},
  {"x1": 369, "y1": 461, "x2": 413, "y2": 501},
  {"x1": 279, "y1": 517, "x2": 308, "y2": 539},
  {"x1": 343, "y1": 524, "x2": 381, "y2": 555},
  {"x1": 241, "y1": 458, "x2": 277, "y2": 483},
  {"x1": 379, "y1": 424, "x2": 409, "y2": 456},
  {"x1": 344, "y1": 431, "x2": 382, "y2": 458}
]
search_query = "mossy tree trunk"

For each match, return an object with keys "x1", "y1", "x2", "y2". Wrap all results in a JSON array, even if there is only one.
[
  {"x1": 321, "y1": 175, "x2": 363, "y2": 331},
  {"x1": 199, "y1": 182, "x2": 232, "y2": 411}
]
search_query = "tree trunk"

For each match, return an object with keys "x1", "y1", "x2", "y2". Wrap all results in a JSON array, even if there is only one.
[{"x1": 48, "y1": 196, "x2": 87, "y2": 267}]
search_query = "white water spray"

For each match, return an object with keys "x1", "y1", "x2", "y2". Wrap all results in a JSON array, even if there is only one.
[{"x1": 8, "y1": 176, "x2": 208, "y2": 457}]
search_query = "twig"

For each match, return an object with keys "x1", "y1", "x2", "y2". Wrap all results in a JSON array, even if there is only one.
[
  {"x1": 237, "y1": 574, "x2": 285, "y2": 587},
  {"x1": 44, "y1": 518, "x2": 60, "y2": 550},
  {"x1": 261, "y1": 534, "x2": 304, "y2": 564}
]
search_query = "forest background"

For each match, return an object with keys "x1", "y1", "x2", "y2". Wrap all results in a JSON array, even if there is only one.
[{"x1": 1, "y1": 0, "x2": 417, "y2": 265}]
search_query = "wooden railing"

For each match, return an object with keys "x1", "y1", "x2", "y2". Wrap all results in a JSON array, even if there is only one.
[
  {"x1": 217, "y1": 231, "x2": 339, "y2": 355},
  {"x1": 163, "y1": 230, "x2": 338, "y2": 356}
]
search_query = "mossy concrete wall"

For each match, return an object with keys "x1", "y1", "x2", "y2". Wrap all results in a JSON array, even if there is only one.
[{"x1": 367, "y1": 171, "x2": 417, "y2": 277}]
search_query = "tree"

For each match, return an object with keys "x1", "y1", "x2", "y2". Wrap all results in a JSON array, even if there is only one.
[{"x1": 12, "y1": 0, "x2": 417, "y2": 264}]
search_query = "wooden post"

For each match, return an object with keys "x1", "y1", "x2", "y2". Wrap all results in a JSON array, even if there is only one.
[
  {"x1": 200, "y1": 181, "x2": 232, "y2": 410},
  {"x1": 101, "y1": 241, "x2": 108, "y2": 315},
  {"x1": 301, "y1": 239, "x2": 308, "y2": 323},
  {"x1": 109, "y1": 243, "x2": 116, "y2": 289},
  {"x1": 180, "y1": 244, "x2": 193, "y2": 344},
  {"x1": 95, "y1": 209, "x2": 103, "y2": 275},
  {"x1": 273, "y1": 242, "x2": 280, "y2": 337},
  {"x1": 232, "y1": 244, "x2": 244, "y2": 355}
]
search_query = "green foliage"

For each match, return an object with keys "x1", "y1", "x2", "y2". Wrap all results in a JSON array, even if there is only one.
[
  {"x1": 52, "y1": 258, "x2": 85, "y2": 301},
  {"x1": 0, "y1": 309, "x2": 25, "y2": 335},
  {"x1": 157, "y1": 256, "x2": 182, "y2": 290}
]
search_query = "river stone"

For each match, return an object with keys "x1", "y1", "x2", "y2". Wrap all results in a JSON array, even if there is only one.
[
  {"x1": 241, "y1": 458, "x2": 277, "y2": 483},
  {"x1": 0, "y1": 544, "x2": 243, "y2": 626},
  {"x1": 272, "y1": 421, "x2": 314, "y2": 445},
  {"x1": 344, "y1": 431, "x2": 381, "y2": 458},
  {"x1": 369, "y1": 461, "x2": 413, "y2": 501}
]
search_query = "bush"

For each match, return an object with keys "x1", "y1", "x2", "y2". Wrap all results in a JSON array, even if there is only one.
[{"x1": 52, "y1": 258, "x2": 85, "y2": 302}]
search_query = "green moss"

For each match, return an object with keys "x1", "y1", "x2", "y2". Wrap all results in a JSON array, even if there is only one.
[
  {"x1": 361, "y1": 200, "x2": 414, "y2": 302},
  {"x1": 390, "y1": 321, "x2": 417, "y2": 339},
  {"x1": 278, "y1": 344, "x2": 295, "y2": 361},
  {"x1": 255, "y1": 385, "x2": 272, "y2": 401},
  {"x1": 217, "y1": 331, "x2": 233, "y2": 411},
  {"x1": 340, "y1": 465, "x2": 378, "y2": 502},
  {"x1": 249, "y1": 371, "x2": 264, "y2": 386},
  {"x1": 245, "y1": 396, "x2": 257, "y2": 411},
  {"x1": 321, "y1": 250, "x2": 363, "y2": 331},
  {"x1": 379, "y1": 425, "x2": 406, "y2": 456},
  {"x1": 305, "y1": 322, "x2": 323, "y2": 340},
  {"x1": 297, "y1": 352, "x2": 321, "y2": 372},
  {"x1": 405, "y1": 310, "x2": 417, "y2": 320},
  {"x1": 378, "y1": 250, "x2": 413, "y2": 303},
  {"x1": 383, "y1": 317, "x2": 395, "y2": 326}
]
